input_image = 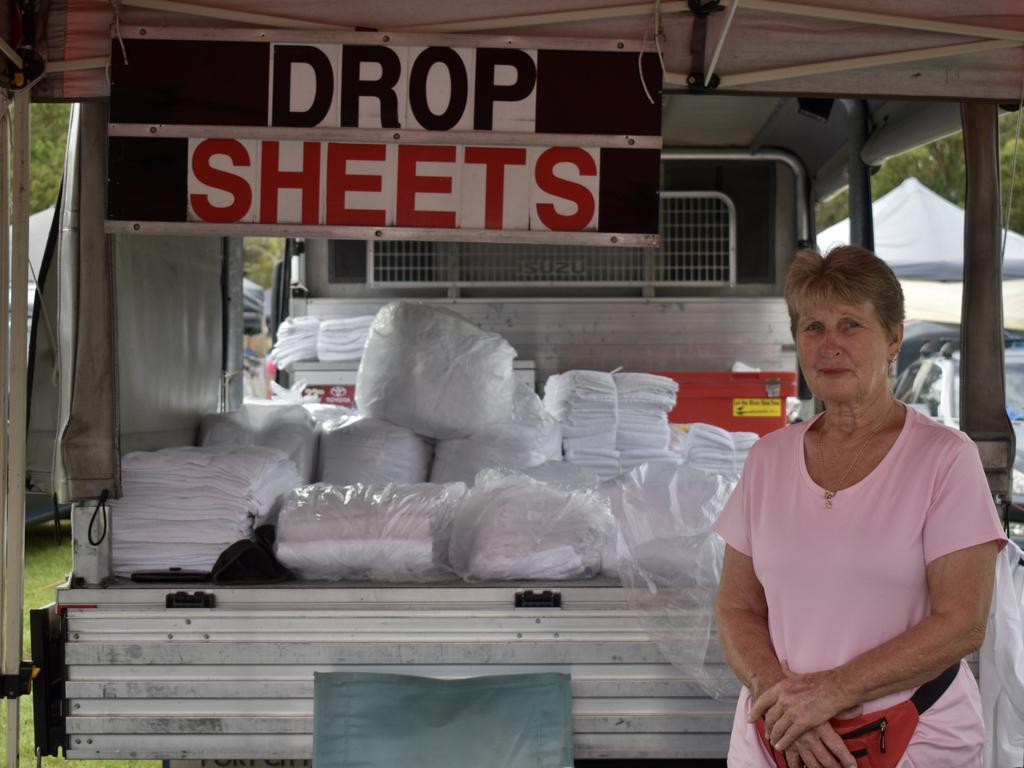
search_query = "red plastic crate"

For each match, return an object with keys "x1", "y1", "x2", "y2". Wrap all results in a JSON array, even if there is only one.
[{"x1": 652, "y1": 371, "x2": 798, "y2": 436}]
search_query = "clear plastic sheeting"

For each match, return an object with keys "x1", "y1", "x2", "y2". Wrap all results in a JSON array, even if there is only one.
[
  {"x1": 614, "y1": 460, "x2": 738, "y2": 699},
  {"x1": 275, "y1": 482, "x2": 467, "y2": 582},
  {"x1": 270, "y1": 378, "x2": 320, "y2": 404},
  {"x1": 431, "y1": 384, "x2": 563, "y2": 486},
  {"x1": 302, "y1": 403, "x2": 354, "y2": 430},
  {"x1": 199, "y1": 402, "x2": 319, "y2": 482},
  {"x1": 446, "y1": 468, "x2": 614, "y2": 581},
  {"x1": 356, "y1": 302, "x2": 517, "y2": 439},
  {"x1": 318, "y1": 417, "x2": 433, "y2": 487}
]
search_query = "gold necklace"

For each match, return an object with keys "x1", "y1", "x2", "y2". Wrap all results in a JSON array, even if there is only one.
[{"x1": 815, "y1": 401, "x2": 894, "y2": 510}]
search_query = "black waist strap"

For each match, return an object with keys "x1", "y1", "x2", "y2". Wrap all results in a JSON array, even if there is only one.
[{"x1": 910, "y1": 662, "x2": 960, "y2": 714}]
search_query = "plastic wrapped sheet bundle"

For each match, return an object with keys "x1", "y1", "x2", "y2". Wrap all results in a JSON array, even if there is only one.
[
  {"x1": 110, "y1": 446, "x2": 303, "y2": 577},
  {"x1": 199, "y1": 402, "x2": 319, "y2": 482},
  {"x1": 318, "y1": 417, "x2": 433, "y2": 487},
  {"x1": 316, "y1": 315, "x2": 376, "y2": 362},
  {"x1": 268, "y1": 315, "x2": 320, "y2": 369},
  {"x1": 613, "y1": 460, "x2": 738, "y2": 699},
  {"x1": 275, "y1": 482, "x2": 467, "y2": 581},
  {"x1": 302, "y1": 403, "x2": 354, "y2": 430},
  {"x1": 431, "y1": 384, "x2": 562, "y2": 486},
  {"x1": 356, "y1": 302, "x2": 517, "y2": 439},
  {"x1": 677, "y1": 422, "x2": 759, "y2": 481},
  {"x1": 445, "y1": 468, "x2": 614, "y2": 581}
]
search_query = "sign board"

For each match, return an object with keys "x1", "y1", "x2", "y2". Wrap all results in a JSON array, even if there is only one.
[{"x1": 107, "y1": 29, "x2": 662, "y2": 246}]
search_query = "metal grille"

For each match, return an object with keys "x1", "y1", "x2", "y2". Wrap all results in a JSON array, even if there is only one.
[{"x1": 369, "y1": 192, "x2": 735, "y2": 287}]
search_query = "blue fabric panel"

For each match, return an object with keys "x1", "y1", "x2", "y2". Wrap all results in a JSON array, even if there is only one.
[{"x1": 314, "y1": 672, "x2": 573, "y2": 768}]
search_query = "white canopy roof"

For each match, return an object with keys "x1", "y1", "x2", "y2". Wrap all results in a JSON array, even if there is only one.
[
  {"x1": 21, "y1": 1, "x2": 1024, "y2": 103},
  {"x1": 901, "y1": 279, "x2": 1024, "y2": 330},
  {"x1": 817, "y1": 177, "x2": 1024, "y2": 280}
]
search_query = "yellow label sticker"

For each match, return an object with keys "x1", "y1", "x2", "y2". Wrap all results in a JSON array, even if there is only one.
[{"x1": 732, "y1": 398, "x2": 782, "y2": 417}]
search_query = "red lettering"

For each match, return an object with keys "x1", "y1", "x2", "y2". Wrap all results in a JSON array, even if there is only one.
[
  {"x1": 534, "y1": 147, "x2": 597, "y2": 230},
  {"x1": 396, "y1": 145, "x2": 457, "y2": 228},
  {"x1": 464, "y1": 147, "x2": 526, "y2": 230},
  {"x1": 325, "y1": 143, "x2": 387, "y2": 226},
  {"x1": 189, "y1": 139, "x2": 252, "y2": 222},
  {"x1": 259, "y1": 141, "x2": 321, "y2": 225}
]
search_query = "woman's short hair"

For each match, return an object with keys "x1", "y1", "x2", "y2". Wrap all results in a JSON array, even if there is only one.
[{"x1": 785, "y1": 245, "x2": 905, "y2": 339}]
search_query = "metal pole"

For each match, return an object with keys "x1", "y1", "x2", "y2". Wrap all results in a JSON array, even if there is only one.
[
  {"x1": 3, "y1": 87, "x2": 30, "y2": 768},
  {"x1": 960, "y1": 102, "x2": 1013, "y2": 499},
  {"x1": 844, "y1": 100, "x2": 874, "y2": 251},
  {"x1": 671, "y1": 39, "x2": 1022, "y2": 89},
  {"x1": 0, "y1": 92, "x2": 10, "y2": 768}
]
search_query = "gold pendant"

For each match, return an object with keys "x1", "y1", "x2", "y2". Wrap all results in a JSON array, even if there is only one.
[{"x1": 824, "y1": 490, "x2": 835, "y2": 510}]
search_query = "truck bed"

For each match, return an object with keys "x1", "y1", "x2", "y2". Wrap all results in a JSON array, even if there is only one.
[{"x1": 44, "y1": 579, "x2": 739, "y2": 761}]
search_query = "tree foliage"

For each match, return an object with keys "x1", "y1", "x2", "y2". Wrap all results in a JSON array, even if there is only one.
[
  {"x1": 244, "y1": 237, "x2": 284, "y2": 287},
  {"x1": 817, "y1": 111, "x2": 1024, "y2": 234},
  {"x1": 29, "y1": 103, "x2": 71, "y2": 214}
]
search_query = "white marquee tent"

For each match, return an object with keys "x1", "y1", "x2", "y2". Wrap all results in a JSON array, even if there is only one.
[
  {"x1": 817, "y1": 177, "x2": 1024, "y2": 330},
  {"x1": 817, "y1": 176, "x2": 1024, "y2": 280}
]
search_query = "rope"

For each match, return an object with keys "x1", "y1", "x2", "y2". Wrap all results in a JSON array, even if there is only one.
[
  {"x1": 639, "y1": 0, "x2": 669, "y2": 105},
  {"x1": 1001, "y1": 78, "x2": 1024, "y2": 261},
  {"x1": 110, "y1": 0, "x2": 129, "y2": 65}
]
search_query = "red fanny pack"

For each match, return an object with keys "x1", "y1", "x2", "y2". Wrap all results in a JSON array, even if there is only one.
[{"x1": 754, "y1": 663, "x2": 959, "y2": 768}]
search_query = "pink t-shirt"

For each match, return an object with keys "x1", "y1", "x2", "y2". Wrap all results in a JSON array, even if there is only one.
[{"x1": 713, "y1": 405, "x2": 1007, "y2": 767}]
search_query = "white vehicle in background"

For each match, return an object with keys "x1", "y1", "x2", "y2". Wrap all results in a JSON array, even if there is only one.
[{"x1": 894, "y1": 345, "x2": 1024, "y2": 513}]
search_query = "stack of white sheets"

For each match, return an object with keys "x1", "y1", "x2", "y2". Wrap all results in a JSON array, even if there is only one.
[
  {"x1": 316, "y1": 316, "x2": 376, "y2": 362},
  {"x1": 544, "y1": 371, "x2": 619, "y2": 479},
  {"x1": 678, "y1": 422, "x2": 759, "y2": 480},
  {"x1": 275, "y1": 482, "x2": 467, "y2": 581},
  {"x1": 269, "y1": 316, "x2": 320, "y2": 369},
  {"x1": 615, "y1": 372, "x2": 679, "y2": 474},
  {"x1": 110, "y1": 446, "x2": 304, "y2": 577},
  {"x1": 544, "y1": 371, "x2": 680, "y2": 480}
]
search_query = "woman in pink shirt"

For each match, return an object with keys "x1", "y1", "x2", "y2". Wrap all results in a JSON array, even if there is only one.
[{"x1": 713, "y1": 246, "x2": 1007, "y2": 768}]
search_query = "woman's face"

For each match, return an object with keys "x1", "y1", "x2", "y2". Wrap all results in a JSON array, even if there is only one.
[{"x1": 795, "y1": 298, "x2": 902, "y2": 408}]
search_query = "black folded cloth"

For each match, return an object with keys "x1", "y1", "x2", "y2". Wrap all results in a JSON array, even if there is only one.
[{"x1": 211, "y1": 525, "x2": 292, "y2": 584}]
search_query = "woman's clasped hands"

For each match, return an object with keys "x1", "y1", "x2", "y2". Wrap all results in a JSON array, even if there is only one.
[{"x1": 747, "y1": 662, "x2": 861, "y2": 768}]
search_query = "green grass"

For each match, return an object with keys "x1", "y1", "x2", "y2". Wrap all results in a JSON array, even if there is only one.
[{"x1": 0, "y1": 519, "x2": 158, "y2": 767}]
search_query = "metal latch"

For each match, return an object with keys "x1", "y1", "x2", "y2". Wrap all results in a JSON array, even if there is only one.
[
  {"x1": 2, "y1": 660, "x2": 40, "y2": 699},
  {"x1": 764, "y1": 377, "x2": 781, "y2": 398},
  {"x1": 514, "y1": 590, "x2": 562, "y2": 609},
  {"x1": 165, "y1": 591, "x2": 216, "y2": 609}
]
